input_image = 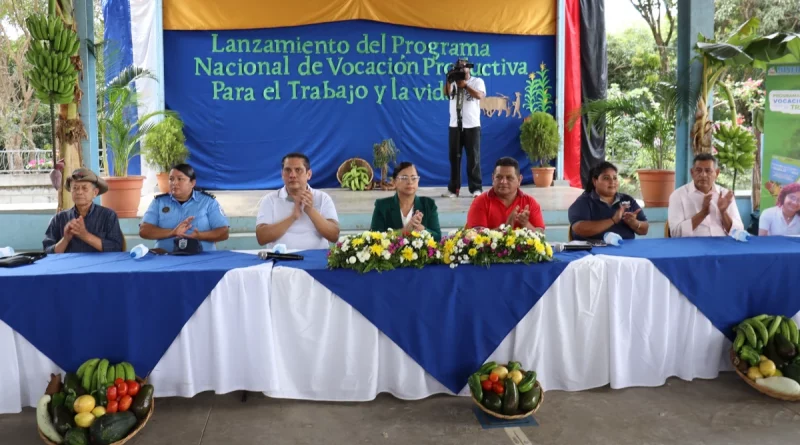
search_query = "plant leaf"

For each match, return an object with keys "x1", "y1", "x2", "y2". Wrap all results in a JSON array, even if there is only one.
[{"x1": 695, "y1": 42, "x2": 754, "y2": 66}]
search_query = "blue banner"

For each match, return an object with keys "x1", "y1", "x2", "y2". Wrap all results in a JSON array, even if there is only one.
[{"x1": 163, "y1": 20, "x2": 555, "y2": 190}]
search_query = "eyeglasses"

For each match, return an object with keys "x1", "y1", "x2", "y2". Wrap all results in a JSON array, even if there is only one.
[
  {"x1": 786, "y1": 195, "x2": 800, "y2": 204},
  {"x1": 397, "y1": 175, "x2": 420, "y2": 182},
  {"x1": 693, "y1": 167, "x2": 715, "y2": 176}
]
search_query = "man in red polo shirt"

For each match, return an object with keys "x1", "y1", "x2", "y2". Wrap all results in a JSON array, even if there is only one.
[{"x1": 466, "y1": 157, "x2": 545, "y2": 230}]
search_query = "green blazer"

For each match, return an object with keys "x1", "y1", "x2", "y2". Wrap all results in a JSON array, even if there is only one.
[{"x1": 370, "y1": 194, "x2": 442, "y2": 241}]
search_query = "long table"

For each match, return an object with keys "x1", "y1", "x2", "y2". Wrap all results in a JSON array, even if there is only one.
[{"x1": 1, "y1": 237, "x2": 799, "y2": 413}]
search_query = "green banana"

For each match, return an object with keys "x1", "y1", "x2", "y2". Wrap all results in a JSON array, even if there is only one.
[
  {"x1": 115, "y1": 364, "x2": 126, "y2": 382},
  {"x1": 746, "y1": 318, "x2": 769, "y2": 346},
  {"x1": 768, "y1": 316, "x2": 782, "y2": 339},
  {"x1": 751, "y1": 314, "x2": 769, "y2": 322},
  {"x1": 122, "y1": 362, "x2": 136, "y2": 381},
  {"x1": 781, "y1": 319, "x2": 792, "y2": 342},
  {"x1": 81, "y1": 362, "x2": 98, "y2": 392},
  {"x1": 733, "y1": 330, "x2": 745, "y2": 353},
  {"x1": 96, "y1": 359, "x2": 109, "y2": 390},
  {"x1": 76, "y1": 358, "x2": 99, "y2": 378},
  {"x1": 787, "y1": 318, "x2": 799, "y2": 344},
  {"x1": 739, "y1": 322, "x2": 758, "y2": 348},
  {"x1": 106, "y1": 364, "x2": 116, "y2": 384}
]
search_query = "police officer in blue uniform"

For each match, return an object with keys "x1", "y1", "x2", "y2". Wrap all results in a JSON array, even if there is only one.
[{"x1": 139, "y1": 164, "x2": 230, "y2": 252}]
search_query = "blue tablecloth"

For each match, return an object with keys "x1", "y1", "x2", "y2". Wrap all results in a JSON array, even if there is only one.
[
  {"x1": 598, "y1": 236, "x2": 800, "y2": 339},
  {"x1": 280, "y1": 250, "x2": 590, "y2": 393},
  {"x1": 0, "y1": 251, "x2": 265, "y2": 376}
]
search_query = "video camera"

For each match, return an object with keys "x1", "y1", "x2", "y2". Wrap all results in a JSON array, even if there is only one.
[{"x1": 446, "y1": 58, "x2": 474, "y2": 84}]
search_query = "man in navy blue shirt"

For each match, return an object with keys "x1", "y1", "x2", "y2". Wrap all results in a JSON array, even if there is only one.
[
  {"x1": 42, "y1": 168, "x2": 125, "y2": 253},
  {"x1": 568, "y1": 162, "x2": 649, "y2": 241}
]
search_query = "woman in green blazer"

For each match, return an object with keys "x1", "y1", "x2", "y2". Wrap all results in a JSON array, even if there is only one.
[{"x1": 370, "y1": 162, "x2": 442, "y2": 241}]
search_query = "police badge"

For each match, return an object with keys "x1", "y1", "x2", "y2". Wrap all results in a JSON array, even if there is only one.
[{"x1": 178, "y1": 238, "x2": 188, "y2": 250}]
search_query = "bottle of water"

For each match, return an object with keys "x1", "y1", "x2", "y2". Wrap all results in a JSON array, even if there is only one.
[
  {"x1": 0, "y1": 246, "x2": 15, "y2": 258},
  {"x1": 730, "y1": 228, "x2": 750, "y2": 243},
  {"x1": 129, "y1": 244, "x2": 149, "y2": 259},
  {"x1": 603, "y1": 232, "x2": 623, "y2": 247},
  {"x1": 273, "y1": 244, "x2": 287, "y2": 254}
]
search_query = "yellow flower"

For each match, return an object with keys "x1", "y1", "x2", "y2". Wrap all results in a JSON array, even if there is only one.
[
  {"x1": 401, "y1": 246, "x2": 414, "y2": 261},
  {"x1": 371, "y1": 231, "x2": 383, "y2": 239},
  {"x1": 468, "y1": 248, "x2": 478, "y2": 257},
  {"x1": 426, "y1": 239, "x2": 437, "y2": 248},
  {"x1": 526, "y1": 238, "x2": 535, "y2": 246},
  {"x1": 369, "y1": 244, "x2": 384, "y2": 255},
  {"x1": 351, "y1": 238, "x2": 365, "y2": 247},
  {"x1": 411, "y1": 231, "x2": 420, "y2": 238},
  {"x1": 444, "y1": 239, "x2": 456, "y2": 251},
  {"x1": 540, "y1": 61, "x2": 546, "y2": 70},
  {"x1": 528, "y1": 72, "x2": 535, "y2": 80},
  {"x1": 535, "y1": 244, "x2": 545, "y2": 254},
  {"x1": 505, "y1": 236, "x2": 516, "y2": 247},
  {"x1": 545, "y1": 244, "x2": 553, "y2": 257}
]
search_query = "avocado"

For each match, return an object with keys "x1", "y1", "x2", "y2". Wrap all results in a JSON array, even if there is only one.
[
  {"x1": 782, "y1": 363, "x2": 800, "y2": 385},
  {"x1": 482, "y1": 392, "x2": 503, "y2": 413},
  {"x1": 775, "y1": 333, "x2": 797, "y2": 361},
  {"x1": 518, "y1": 386, "x2": 541, "y2": 413},
  {"x1": 765, "y1": 337, "x2": 787, "y2": 368}
]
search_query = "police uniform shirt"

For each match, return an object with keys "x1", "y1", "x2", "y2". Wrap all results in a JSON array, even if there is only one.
[{"x1": 142, "y1": 190, "x2": 230, "y2": 252}]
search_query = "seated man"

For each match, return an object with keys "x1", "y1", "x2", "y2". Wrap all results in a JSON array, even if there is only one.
[
  {"x1": 256, "y1": 153, "x2": 340, "y2": 250},
  {"x1": 466, "y1": 157, "x2": 545, "y2": 231},
  {"x1": 42, "y1": 168, "x2": 125, "y2": 253},
  {"x1": 668, "y1": 153, "x2": 744, "y2": 237}
]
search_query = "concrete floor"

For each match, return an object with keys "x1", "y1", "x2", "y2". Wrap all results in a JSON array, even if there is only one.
[{"x1": 3, "y1": 373, "x2": 800, "y2": 445}]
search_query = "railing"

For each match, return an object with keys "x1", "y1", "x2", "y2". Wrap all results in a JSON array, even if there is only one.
[{"x1": 0, "y1": 149, "x2": 53, "y2": 174}]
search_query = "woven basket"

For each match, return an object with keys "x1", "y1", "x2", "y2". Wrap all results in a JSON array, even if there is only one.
[
  {"x1": 471, "y1": 380, "x2": 544, "y2": 420},
  {"x1": 730, "y1": 349, "x2": 800, "y2": 402},
  {"x1": 39, "y1": 377, "x2": 155, "y2": 445},
  {"x1": 336, "y1": 158, "x2": 374, "y2": 189}
]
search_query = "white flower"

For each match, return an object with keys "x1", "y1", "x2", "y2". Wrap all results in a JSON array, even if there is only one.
[
  {"x1": 449, "y1": 255, "x2": 455, "y2": 261},
  {"x1": 381, "y1": 239, "x2": 391, "y2": 248},
  {"x1": 489, "y1": 230, "x2": 502, "y2": 239},
  {"x1": 490, "y1": 242, "x2": 497, "y2": 249},
  {"x1": 450, "y1": 263, "x2": 457, "y2": 269},
  {"x1": 383, "y1": 251, "x2": 391, "y2": 260},
  {"x1": 338, "y1": 236, "x2": 348, "y2": 243},
  {"x1": 448, "y1": 229, "x2": 457, "y2": 236},
  {"x1": 457, "y1": 240, "x2": 465, "y2": 248},
  {"x1": 412, "y1": 253, "x2": 418, "y2": 260},
  {"x1": 362, "y1": 231, "x2": 372, "y2": 240},
  {"x1": 412, "y1": 239, "x2": 423, "y2": 249},
  {"x1": 400, "y1": 257, "x2": 405, "y2": 263},
  {"x1": 348, "y1": 256, "x2": 357, "y2": 264},
  {"x1": 436, "y1": 251, "x2": 442, "y2": 259},
  {"x1": 341, "y1": 245, "x2": 349, "y2": 252},
  {"x1": 401, "y1": 238, "x2": 408, "y2": 245},
  {"x1": 461, "y1": 255, "x2": 469, "y2": 262}
]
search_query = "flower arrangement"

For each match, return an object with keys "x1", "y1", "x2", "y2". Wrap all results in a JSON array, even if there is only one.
[
  {"x1": 24, "y1": 158, "x2": 54, "y2": 171},
  {"x1": 440, "y1": 225, "x2": 554, "y2": 268},
  {"x1": 327, "y1": 229, "x2": 441, "y2": 273}
]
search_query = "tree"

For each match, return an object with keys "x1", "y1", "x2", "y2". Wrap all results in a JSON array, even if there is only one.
[
  {"x1": 629, "y1": 0, "x2": 677, "y2": 75},
  {"x1": 607, "y1": 27, "x2": 668, "y2": 90}
]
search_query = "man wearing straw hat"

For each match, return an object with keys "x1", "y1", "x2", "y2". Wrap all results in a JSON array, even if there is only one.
[{"x1": 42, "y1": 167, "x2": 125, "y2": 254}]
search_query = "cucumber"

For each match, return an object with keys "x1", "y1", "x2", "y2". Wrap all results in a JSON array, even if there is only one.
[
  {"x1": 507, "y1": 361, "x2": 521, "y2": 372},
  {"x1": 518, "y1": 371, "x2": 537, "y2": 393},
  {"x1": 502, "y1": 379, "x2": 519, "y2": 415},
  {"x1": 478, "y1": 362, "x2": 497, "y2": 374},
  {"x1": 131, "y1": 384, "x2": 154, "y2": 420},
  {"x1": 468, "y1": 373, "x2": 483, "y2": 402}
]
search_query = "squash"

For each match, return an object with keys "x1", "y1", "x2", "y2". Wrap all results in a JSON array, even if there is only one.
[
  {"x1": 88, "y1": 411, "x2": 137, "y2": 445},
  {"x1": 755, "y1": 376, "x2": 800, "y2": 396},
  {"x1": 37, "y1": 395, "x2": 63, "y2": 444},
  {"x1": 64, "y1": 427, "x2": 89, "y2": 445}
]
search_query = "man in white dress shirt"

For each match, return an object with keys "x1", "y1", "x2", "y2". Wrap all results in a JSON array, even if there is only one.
[
  {"x1": 668, "y1": 153, "x2": 744, "y2": 237},
  {"x1": 256, "y1": 153, "x2": 340, "y2": 250}
]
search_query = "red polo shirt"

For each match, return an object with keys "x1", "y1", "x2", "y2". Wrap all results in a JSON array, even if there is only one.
[{"x1": 466, "y1": 189, "x2": 545, "y2": 230}]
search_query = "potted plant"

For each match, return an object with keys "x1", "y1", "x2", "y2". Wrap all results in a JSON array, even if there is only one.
[
  {"x1": 99, "y1": 67, "x2": 172, "y2": 217},
  {"x1": 571, "y1": 83, "x2": 677, "y2": 206},
  {"x1": 142, "y1": 115, "x2": 189, "y2": 193},
  {"x1": 520, "y1": 112, "x2": 560, "y2": 187},
  {"x1": 372, "y1": 138, "x2": 399, "y2": 190}
]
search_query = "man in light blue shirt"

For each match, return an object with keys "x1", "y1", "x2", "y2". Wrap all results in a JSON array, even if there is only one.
[{"x1": 139, "y1": 164, "x2": 230, "y2": 252}]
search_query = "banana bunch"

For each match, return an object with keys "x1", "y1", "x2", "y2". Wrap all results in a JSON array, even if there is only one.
[
  {"x1": 23, "y1": 13, "x2": 80, "y2": 104},
  {"x1": 341, "y1": 161, "x2": 370, "y2": 191},
  {"x1": 714, "y1": 123, "x2": 757, "y2": 173},
  {"x1": 76, "y1": 358, "x2": 137, "y2": 393},
  {"x1": 733, "y1": 314, "x2": 800, "y2": 356}
]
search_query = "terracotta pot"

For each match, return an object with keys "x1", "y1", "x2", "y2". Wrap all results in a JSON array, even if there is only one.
[
  {"x1": 637, "y1": 169, "x2": 675, "y2": 207},
  {"x1": 156, "y1": 173, "x2": 170, "y2": 193},
  {"x1": 101, "y1": 176, "x2": 145, "y2": 218},
  {"x1": 532, "y1": 167, "x2": 555, "y2": 188}
]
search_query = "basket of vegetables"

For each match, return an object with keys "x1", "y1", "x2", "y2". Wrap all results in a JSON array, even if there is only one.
[
  {"x1": 37, "y1": 358, "x2": 155, "y2": 445},
  {"x1": 468, "y1": 361, "x2": 543, "y2": 420},
  {"x1": 731, "y1": 314, "x2": 800, "y2": 401}
]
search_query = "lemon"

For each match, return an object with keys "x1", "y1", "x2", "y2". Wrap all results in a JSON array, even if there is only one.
[
  {"x1": 747, "y1": 366, "x2": 764, "y2": 381},
  {"x1": 491, "y1": 366, "x2": 509, "y2": 380},
  {"x1": 91, "y1": 406, "x2": 106, "y2": 418},
  {"x1": 774, "y1": 369, "x2": 783, "y2": 377},
  {"x1": 73, "y1": 395, "x2": 96, "y2": 414},
  {"x1": 759, "y1": 355, "x2": 768, "y2": 362},
  {"x1": 759, "y1": 360, "x2": 777, "y2": 378},
  {"x1": 74, "y1": 412, "x2": 95, "y2": 428}
]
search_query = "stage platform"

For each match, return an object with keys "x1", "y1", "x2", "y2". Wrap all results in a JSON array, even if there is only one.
[{"x1": 0, "y1": 185, "x2": 693, "y2": 251}]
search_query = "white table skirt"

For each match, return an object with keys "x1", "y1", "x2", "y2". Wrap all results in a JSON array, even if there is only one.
[{"x1": 2, "y1": 254, "x2": 794, "y2": 413}]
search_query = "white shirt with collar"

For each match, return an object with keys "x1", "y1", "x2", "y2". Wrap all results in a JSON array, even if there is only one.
[
  {"x1": 256, "y1": 186, "x2": 339, "y2": 250},
  {"x1": 668, "y1": 182, "x2": 744, "y2": 237},
  {"x1": 759, "y1": 206, "x2": 800, "y2": 236}
]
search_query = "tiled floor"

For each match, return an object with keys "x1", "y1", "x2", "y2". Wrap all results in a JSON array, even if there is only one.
[{"x1": 3, "y1": 374, "x2": 800, "y2": 445}]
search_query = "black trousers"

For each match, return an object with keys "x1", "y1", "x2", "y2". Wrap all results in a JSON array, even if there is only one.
[{"x1": 447, "y1": 126, "x2": 482, "y2": 194}]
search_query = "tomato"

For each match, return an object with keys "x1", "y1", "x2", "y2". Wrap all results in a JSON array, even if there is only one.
[
  {"x1": 114, "y1": 378, "x2": 124, "y2": 386},
  {"x1": 481, "y1": 379, "x2": 493, "y2": 391},
  {"x1": 106, "y1": 386, "x2": 117, "y2": 402},
  {"x1": 118, "y1": 395, "x2": 133, "y2": 412},
  {"x1": 493, "y1": 382, "x2": 504, "y2": 395},
  {"x1": 126, "y1": 381, "x2": 140, "y2": 397},
  {"x1": 116, "y1": 382, "x2": 128, "y2": 398},
  {"x1": 488, "y1": 373, "x2": 499, "y2": 383},
  {"x1": 106, "y1": 400, "x2": 118, "y2": 414}
]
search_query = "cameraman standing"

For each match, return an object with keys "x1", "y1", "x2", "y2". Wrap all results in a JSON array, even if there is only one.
[{"x1": 442, "y1": 59, "x2": 486, "y2": 198}]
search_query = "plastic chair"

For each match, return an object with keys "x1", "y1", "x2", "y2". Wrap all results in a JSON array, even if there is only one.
[{"x1": 664, "y1": 222, "x2": 670, "y2": 238}]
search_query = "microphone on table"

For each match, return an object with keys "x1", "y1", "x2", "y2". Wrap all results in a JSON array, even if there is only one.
[
  {"x1": 258, "y1": 251, "x2": 305, "y2": 261},
  {"x1": 549, "y1": 242, "x2": 593, "y2": 253}
]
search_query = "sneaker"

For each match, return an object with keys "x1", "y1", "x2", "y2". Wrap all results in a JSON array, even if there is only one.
[
  {"x1": 441, "y1": 191, "x2": 458, "y2": 198},
  {"x1": 472, "y1": 191, "x2": 482, "y2": 198}
]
